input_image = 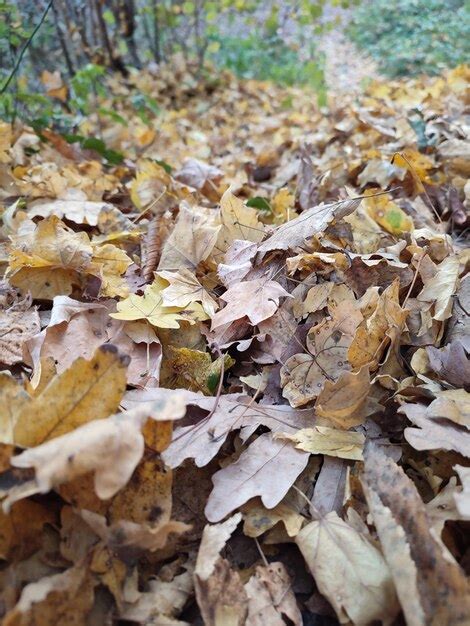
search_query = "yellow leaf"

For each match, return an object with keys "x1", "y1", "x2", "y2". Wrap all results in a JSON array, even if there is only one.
[
  {"x1": 277, "y1": 426, "x2": 365, "y2": 461},
  {"x1": 7, "y1": 216, "x2": 92, "y2": 299},
  {"x1": 13, "y1": 345, "x2": 129, "y2": 447},
  {"x1": 111, "y1": 277, "x2": 195, "y2": 329},
  {"x1": 363, "y1": 190, "x2": 413, "y2": 235},
  {"x1": 392, "y1": 149, "x2": 435, "y2": 194},
  {"x1": 90, "y1": 243, "x2": 132, "y2": 297},
  {"x1": 158, "y1": 268, "x2": 218, "y2": 316},
  {"x1": 166, "y1": 346, "x2": 234, "y2": 395},
  {"x1": 216, "y1": 188, "x2": 265, "y2": 256}
]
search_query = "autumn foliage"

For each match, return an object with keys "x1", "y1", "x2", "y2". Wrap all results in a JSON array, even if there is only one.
[{"x1": 0, "y1": 61, "x2": 469, "y2": 624}]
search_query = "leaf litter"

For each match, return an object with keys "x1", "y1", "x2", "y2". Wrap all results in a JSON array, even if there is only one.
[{"x1": 0, "y1": 63, "x2": 469, "y2": 624}]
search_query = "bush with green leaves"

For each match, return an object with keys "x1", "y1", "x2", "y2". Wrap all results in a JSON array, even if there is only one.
[
  {"x1": 348, "y1": 0, "x2": 470, "y2": 77},
  {"x1": 209, "y1": 33, "x2": 326, "y2": 104}
]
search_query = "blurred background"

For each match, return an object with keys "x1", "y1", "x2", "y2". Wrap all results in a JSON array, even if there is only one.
[{"x1": 1, "y1": 0, "x2": 469, "y2": 126}]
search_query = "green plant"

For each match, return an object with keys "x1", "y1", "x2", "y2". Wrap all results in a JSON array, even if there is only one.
[
  {"x1": 209, "y1": 32, "x2": 326, "y2": 102},
  {"x1": 349, "y1": 0, "x2": 470, "y2": 77}
]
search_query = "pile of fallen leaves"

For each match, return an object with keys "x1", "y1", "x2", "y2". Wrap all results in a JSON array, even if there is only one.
[{"x1": 0, "y1": 61, "x2": 469, "y2": 625}]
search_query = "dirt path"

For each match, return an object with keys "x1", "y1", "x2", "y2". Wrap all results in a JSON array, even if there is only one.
[{"x1": 317, "y1": 4, "x2": 379, "y2": 95}]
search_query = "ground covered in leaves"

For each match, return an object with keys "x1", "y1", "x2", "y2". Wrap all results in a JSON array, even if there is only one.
[{"x1": 0, "y1": 62, "x2": 469, "y2": 625}]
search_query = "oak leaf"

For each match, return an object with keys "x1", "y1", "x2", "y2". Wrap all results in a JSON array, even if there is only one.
[{"x1": 210, "y1": 278, "x2": 290, "y2": 329}]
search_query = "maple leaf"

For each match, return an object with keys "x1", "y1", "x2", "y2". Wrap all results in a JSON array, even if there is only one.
[
  {"x1": 158, "y1": 268, "x2": 218, "y2": 316},
  {"x1": 400, "y1": 402, "x2": 470, "y2": 457},
  {"x1": 205, "y1": 433, "x2": 309, "y2": 522},
  {"x1": 89, "y1": 243, "x2": 132, "y2": 298},
  {"x1": 210, "y1": 278, "x2": 290, "y2": 329},
  {"x1": 281, "y1": 300, "x2": 363, "y2": 407},
  {"x1": 216, "y1": 188, "x2": 265, "y2": 256},
  {"x1": 296, "y1": 511, "x2": 399, "y2": 625},
  {"x1": 111, "y1": 277, "x2": 207, "y2": 328}
]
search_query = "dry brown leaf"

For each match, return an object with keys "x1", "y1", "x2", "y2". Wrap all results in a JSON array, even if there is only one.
[
  {"x1": 159, "y1": 268, "x2": 218, "y2": 316},
  {"x1": 314, "y1": 366, "x2": 371, "y2": 428},
  {"x1": 211, "y1": 278, "x2": 290, "y2": 329},
  {"x1": 195, "y1": 513, "x2": 248, "y2": 626},
  {"x1": 361, "y1": 444, "x2": 470, "y2": 626},
  {"x1": 0, "y1": 299, "x2": 40, "y2": 366},
  {"x1": 205, "y1": 433, "x2": 309, "y2": 522},
  {"x1": 216, "y1": 188, "x2": 265, "y2": 256},
  {"x1": 244, "y1": 562, "x2": 302, "y2": 626},
  {"x1": 158, "y1": 203, "x2": 220, "y2": 270},
  {"x1": 296, "y1": 511, "x2": 398, "y2": 625},
  {"x1": 417, "y1": 255, "x2": 460, "y2": 321},
  {"x1": 13, "y1": 345, "x2": 128, "y2": 447},
  {"x1": 401, "y1": 402, "x2": 470, "y2": 457},
  {"x1": 3, "y1": 565, "x2": 95, "y2": 626},
  {"x1": 257, "y1": 197, "x2": 361, "y2": 257},
  {"x1": 7, "y1": 216, "x2": 93, "y2": 299}
]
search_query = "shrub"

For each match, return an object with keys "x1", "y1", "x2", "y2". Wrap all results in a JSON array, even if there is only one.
[{"x1": 348, "y1": 0, "x2": 470, "y2": 77}]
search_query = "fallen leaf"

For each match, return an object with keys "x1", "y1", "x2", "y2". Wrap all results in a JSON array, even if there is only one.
[
  {"x1": 245, "y1": 562, "x2": 302, "y2": 626},
  {"x1": 401, "y1": 402, "x2": 470, "y2": 457},
  {"x1": 0, "y1": 298, "x2": 40, "y2": 366},
  {"x1": 7, "y1": 216, "x2": 92, "y2": 299},
  {"x1": 205, "y1": 433, "x2": 309, "y2": 522},
  {"x1": 277, "y1": 426, "x2": 365, "y2": 460},
  {"x1": 211, "y1": 278, "x2": 290, "y2": 328},
  {"x1": 158, "y1": 268, "x2": 218, "y2": 316},
  {"x1": 296, "y1": 511, "x2": 398, "y2": 625},
  {"x1": 111, "y1": 277, "x2": 206, "y2": 328},
  {"x1": 257, "y1": 198, "x2": 361, "y2": 257},
  {"x1": 417, "y1": 255, "x2": 460, "y2": 321},
  {"x1": 158, "y1": 203, "x2": 220, "y2": 270},
  {"x1": 314, "y1": 366, "x2": 371, "y2": 428},
  {"x1": 13, "y1": 345, "x2": 128, "y2": 447},
  {"x1": 361, "y1": 444, "x2": 470, "y2": 626}
]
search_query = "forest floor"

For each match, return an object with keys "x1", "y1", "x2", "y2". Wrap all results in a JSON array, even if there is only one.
[{"x1": 0, "y1": 43, "x2": 469, "y2": 626}]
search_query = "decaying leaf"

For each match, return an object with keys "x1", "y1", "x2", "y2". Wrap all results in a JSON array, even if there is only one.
[
  {"x1": 361, "y1": 445, "x2": 470, "y2": 626},
  {"x1": 296, "y1": 511, "x2": 399, "y2": 625}
]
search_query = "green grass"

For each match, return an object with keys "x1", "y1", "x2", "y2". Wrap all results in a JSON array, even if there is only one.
[
  {"x1": 348, "y1": 0, "x2": 470, "y2": 78},
  {"x1": 209, "y1": 33, "x2": 327, "y2": 103}
]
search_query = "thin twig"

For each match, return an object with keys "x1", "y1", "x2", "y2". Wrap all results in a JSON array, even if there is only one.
[{"x1": 1, "y1": 0, "x2": 54, "y2": 96}]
